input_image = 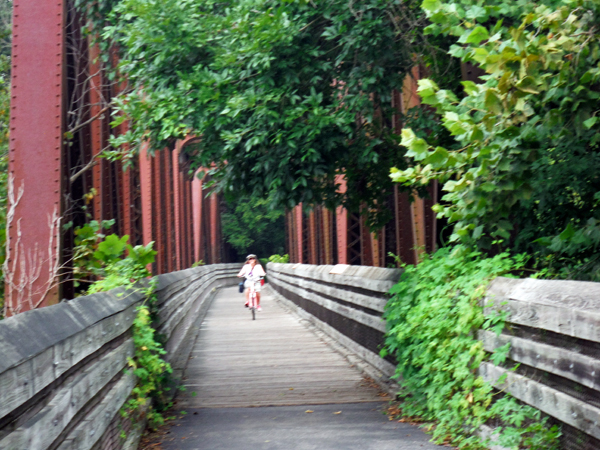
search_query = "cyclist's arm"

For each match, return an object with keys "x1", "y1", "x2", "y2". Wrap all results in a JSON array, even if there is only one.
[{"x1": 237, "y1": 265, "x2": 249, "y2": 278}]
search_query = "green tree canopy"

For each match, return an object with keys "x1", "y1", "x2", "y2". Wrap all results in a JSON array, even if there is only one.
[
  {"x1": 79, "y1": 0, "x2": 455, "y2": 227},
  {"x1": 221, "y1": 193, "x2": 286, "y2": 260}
]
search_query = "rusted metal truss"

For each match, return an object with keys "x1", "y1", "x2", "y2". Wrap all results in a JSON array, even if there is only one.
[{"x1": 5, "y1": 0, "x2": 226, "y2": 315}]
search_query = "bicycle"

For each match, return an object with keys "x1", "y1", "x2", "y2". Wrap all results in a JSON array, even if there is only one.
[{"x1": 247, "y1": 277, "x2": 262, "y2": 320}]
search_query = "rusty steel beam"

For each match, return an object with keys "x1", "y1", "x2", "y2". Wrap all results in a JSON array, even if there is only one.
[
  {"x1": 120, "y1": 148, "x2": 133, "y2": 239},
  {"x1": 209, "y1": 190, "x2": 219, "y2": 264},
  {"x1": 155, "y1": 151, "x2": 166, "y2": 272},
  {"x1": 5, "y1": 0, "x2": 66, "y2": 314},
  {"x1": 162, "y1": 151, "x2": 172, "y2": 272},
  {"x1": 308, "y1": 210, "x2": 317, "y2": 265},
  {"x1": 139, "y1": 143, "x2": 154, "y2": 251},
  {"x1": 322, "y1": 208, "x2": 332, "y2": 265},
  {"x1": 185, "y1": 176, "x2": 194, "y2": 266},
  {"x1": 395, "y1": 189, "x2": 417, "y2": 266},
  {"x1": 192, "y1": 170, "x2": 203, "y2": 264},
  {"x1": 172, "y1": 147, "x2": 182, "y2": 270},
  {"x1": 335, "y1": 175, "x2": 348, "y2": 264},
  {"x1": 285, "y1": 210, "x2": 295, "y2": 262},
  {"x1": 295, "y1": 205, "x2": 303, "y2": 263},
  {"x1": 185, "y1": 173, "x2": 193, "y2": 266},
  {"x1": 88, "y1": 44, "x2": 104, "y2": 222}
]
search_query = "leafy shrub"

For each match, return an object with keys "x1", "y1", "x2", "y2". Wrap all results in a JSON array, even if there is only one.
[
  {"x1": 382, "y1": 246, "x2": 560, "y2": 448},
  {"x1": 268, "y1": 254, "x2": 289, "y2": 264},
  {"x1": 76, "y1": 227, "x2": 170, "y2": 429},
  {"x1": 392, "y1": 0, "x2": 600, "y2": 278}
]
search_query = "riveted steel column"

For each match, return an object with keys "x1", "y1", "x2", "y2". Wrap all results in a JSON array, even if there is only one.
[
  {"x1": 395, "y1": 187, "x2": 417, "y2": 266},
  {"x1": 185, "y1": 176, "x2": 194, "y2": 266},
  {"x1": 285, "y1": 209, "x2": 295, "y2": 262},
  {"x1": 308, "y1": 210, "x2": 317, "y2": 264},
  {"x1": 5, "y1": 0, "x2": 66, "y2": 314},
  {"x1": 88, "y1": 43, "x2": 104, "y2": 222},
  {"x1": 335, "y1": 175, "x2": 348, "y2": 264},
  {"x1": 162, "y1": 148, "x2": 174, "y2": 272},
  {"x1": 401, "y1": 65, "x2": 426, "y2": 263},
  {"x1": 192, "y1": 170, "x2": 203, "y2": 264},
  {"x1": 210, "y1": 191, "x2": 219, "y2": 264},
  {"x1": 139, "y1": 143, "x2": 154, "y2": 266},
  {"x1": 172, "y1": 146, "x2": 182, "y2": 270},
  {"x1": 294, "y1": 205, "x2": 303, "y2": 264},
  {"x1": 322, "y1": 208, "x2": 332, "y2": 265}
]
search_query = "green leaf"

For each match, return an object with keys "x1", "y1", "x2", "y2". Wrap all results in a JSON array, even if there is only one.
[
  {"x1": 584, "y1": 116, "x2": 598, "y2": 129},
  {"x1": 421, "y1": 0, "x2": 442, "y2": 12},
  {"x1": 484, "y1": 90, "x2": 503, "y2": 115},
  {"x1": 559, "y1": 223, "x2": 575, "y2": 241},
  {"x1": 461, "y1": 81, "x2": 480, "y2": 96},
  {"x1": 465, "y1": 26, "x2": 490, "y2": 45},
  {"x1": 428, "y1": 146, "x2": 449, "y2": 167},
  {"x1": 516, "y1": 76, "x2": 539, "y2": 94}
]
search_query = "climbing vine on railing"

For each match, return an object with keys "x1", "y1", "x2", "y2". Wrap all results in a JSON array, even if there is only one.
[
  {"x1": 73, "y1": 224, "x2": 172, "y2": 429},
  {"x1": 381, "y1": 246, "x2": 560, "y2": 449}
]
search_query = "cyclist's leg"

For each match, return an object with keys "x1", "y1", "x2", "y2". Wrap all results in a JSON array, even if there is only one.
[{"x1": 244, "y1": 287, "x2": 250, "y2": 306}]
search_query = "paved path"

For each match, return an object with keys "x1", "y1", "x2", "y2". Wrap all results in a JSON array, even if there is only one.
[{"x1": 151, "y1": 286, "x2": 442, "y2": 449}]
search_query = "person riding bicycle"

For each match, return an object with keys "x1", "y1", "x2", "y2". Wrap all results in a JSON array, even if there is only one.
[{"x1": 237, "y1": 254, "x2": 266, "y2": 311}]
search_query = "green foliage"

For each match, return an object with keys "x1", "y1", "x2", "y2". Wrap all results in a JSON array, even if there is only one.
[
  {"x1": 79, "y1": 229, "x2": 169, "y2": 429},
  {"x1": 268, "y1": 254, "x2": 289, "y2": 264},
  {"x1": 76, "y1": 0, "x2": 461, "y2": 227},
  {"x1": 122, "y1": 296, "x2": 173, "y2": 429},
  {"x1": 69, "y1": 219, "x2": 115, "y2": 285},
  {"x1": 382, "y1": 246, "x2": 559, "y2": 448},
  {"x1": 392, "y1": 0, "x2": 600, "y2": 275},
  {"x1": 87, "y1": 241, "x2": 156, "y2": 294},
  {"x1": 221, "y1": 194, "x2": 285, "y2": 258}
]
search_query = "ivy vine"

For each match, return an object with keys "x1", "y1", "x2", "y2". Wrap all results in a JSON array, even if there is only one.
[
  {"x1": 72, "y1": 223, "x2": 172, "y2": 429},
  {"x1": 382, "y1": 246, "x2": 560, "y2": 449}
]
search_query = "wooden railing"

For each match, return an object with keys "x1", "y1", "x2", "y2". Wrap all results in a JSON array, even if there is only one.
[
  {"x1": 268, "y1": 263, "x2": 600, "y2": 448},
  {"x1": 0, "y1": 263, "x2": 239, "y2": 450},
  {"x1": 480, "y1": 277, "x2": 600, "y2": 446},
  {"x1": 266, "y1": 262, "x2": 401, "y2": 389},
  {"x1": 3, "y1": 262, "x2": 599, "y2": 449}
]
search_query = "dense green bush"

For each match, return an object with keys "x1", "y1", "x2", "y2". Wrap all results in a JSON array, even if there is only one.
[
  {"x1": 393, "y1": 0, "x2": 600, "y2": 279},
  {"x1": 382, "y1": 246, "x2": 560, "y2": 449}
]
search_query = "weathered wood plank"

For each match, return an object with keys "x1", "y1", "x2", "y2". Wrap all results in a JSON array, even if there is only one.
[
  {"x1": 0, "y1": 305, "x2": 137, "y2": 422},
  {"x1": 480, "y1": 362, "x2": 600, "y2": 440},
  {"x1": 268, "y1": 263, "x2": 401, "y2": 294},
  {"x1": 269, "y1": 286, "x2": 396, "y2": 379},
  {"x1": 269, "y1": 276, "x2": 386, "y2": 332},
  {"x1": 0, "y1": 339, "x2": 134, "y2": 450},
  {"x1": 484, "y1": 298, "x2": 600, "y2": 344},
  {"x1": 179, "y1": 286, "x2": 383, "y2": 409},
  {"x1": 157, "y1": 272, "x2": 237, "y2": 338},
  {"x1": 480, "y1": 330, "x2": 600, "y2": 391},
  {"x1": 0, "y1": 290, "x2": 142, "y2": 374},
  {"x1": 488, "y1": 277, "x2": 600, "y2": 311},
  {"x1": 269, "y1": 271, "x2": 388, "y2": 313},
  {"x1": 55, "y1": 371, "x2": 136, "y2": 450},
  {"x1": 485, "y1": 277, "x2": 600, "y2": 343}
]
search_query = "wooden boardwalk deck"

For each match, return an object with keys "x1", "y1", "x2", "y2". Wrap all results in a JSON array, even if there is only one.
[{"x1": 177, "y1": 286, "x2": 383, "y2": 408}]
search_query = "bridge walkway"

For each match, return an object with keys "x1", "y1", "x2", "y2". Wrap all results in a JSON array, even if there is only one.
[{"x1": 149, "y1": 286, "x2": 442, "y2": 449}]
